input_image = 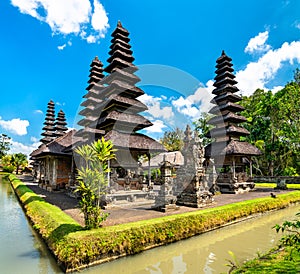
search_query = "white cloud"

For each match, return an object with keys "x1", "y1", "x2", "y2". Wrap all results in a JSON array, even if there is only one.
[
  {"x1": 56, "y1": 101, "x2": 65, "y2": 106},
  {"x1": 10, "y1": 139, "x2": 41, "y2": 156},
  {"x1": 30, "y1": 136, "x2": 39, "y2": 142},
  {"x1": 34, "y1": 109, "x2": 43, "y2": 114},
  {"x1": 86, "y1": 35, "x2": 97, "y2": 43},
  {"x1": 237, "y1": 40, "x2": 300, "y2": 95},
  {"x1": 143, "y1": 120, "x2": 167, "y2": 134},
  {"x1": 91, "y1": 0, "x2": 109, "y2": 35},
  {"x1": 245, "y1": 31, "x2": 271, "y2": 54},
  {"x1": 0, "y1": 117, "x2": 29, "y2": 136},
  {"x1": 57, "y1": 43, "x2": 66, "y2": 50},
  {"x1": 11, "y1": 0, "x2": 109, "y2": 44},
  {"x1": 172, "y1": 81, "x2": 214, "y2": 119},
  {"x1": 140, "y1": 94, "x2": 174, "y2": 120}
]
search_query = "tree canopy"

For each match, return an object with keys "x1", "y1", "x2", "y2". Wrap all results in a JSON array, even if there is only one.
[
  {"x1": 240, "y1": 80, "x2": 300, "y2": 176},
  {"x1": 0, "y1": 134, "x2": 11, "y2": 158},
  {"x1": 160, "y1": 127, "x2": 184, "y2": 152}
]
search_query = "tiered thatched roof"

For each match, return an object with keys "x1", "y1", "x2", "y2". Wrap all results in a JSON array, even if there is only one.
[{"x1": 205, "y1": 51, "x2": 261, "y2": 157}]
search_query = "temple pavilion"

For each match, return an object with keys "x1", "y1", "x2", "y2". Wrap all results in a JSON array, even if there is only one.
[
  {"x1": 31, "y1": 100, "x2": 72, "y2": 189},
  {"x1": 205, "y1": 51, "x2": 261, "y2": 193}
]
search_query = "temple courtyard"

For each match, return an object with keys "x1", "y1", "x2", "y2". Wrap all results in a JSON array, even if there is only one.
[{"x1": 18, "y1": 174, "x2": 293, "y2": 227}]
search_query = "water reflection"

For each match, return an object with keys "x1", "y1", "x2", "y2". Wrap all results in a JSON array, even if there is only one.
[
  {"x1": 0, "y1": 176, "x2": 62, "y2": 274},
  {"x1": 1, "y1": 175, "x2": 299, "y2": 274},
  {"x1": 85, "y1": 205, "x2": 299, "y2": 274}
]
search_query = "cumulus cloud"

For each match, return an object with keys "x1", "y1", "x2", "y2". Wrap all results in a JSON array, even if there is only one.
[
  {"x1": 10, "y1": 139, "x2": 41, "y2": 156},
  {"x1": 0, "y1": 117, "x2": 29, "y2": 136},
  {"x1": 140, "y1": 94, "x2": 174, "y2": 120},
  {"x1": 11, "y1": 0, "x2": 109, "y2": 44},
  {"x1": 237, "y1": 40, "x2": 300, "y2": 95},
  {"x1": 245, "y1": 31, "x2": 271, "y2": 54},
  {"x1": 143, "y1": 120, "x2": 167, "y2": 134},
  {"x1": 172, "y1": 81, "x2": 214, "y2": 119}
]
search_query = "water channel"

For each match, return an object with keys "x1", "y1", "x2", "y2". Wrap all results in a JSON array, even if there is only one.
[{"x1": 0, "y1": 175, "x2": 299, "y2": 273}]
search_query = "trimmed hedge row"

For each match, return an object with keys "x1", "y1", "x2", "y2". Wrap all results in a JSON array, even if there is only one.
[{"x1": 7, "y1": 174, "x2": 300, "y2": 272}]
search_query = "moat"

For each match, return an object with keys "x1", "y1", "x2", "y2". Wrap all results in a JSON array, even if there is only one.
[{"x1": 1, "y1": 175, "x2": 298, "y2": 273}]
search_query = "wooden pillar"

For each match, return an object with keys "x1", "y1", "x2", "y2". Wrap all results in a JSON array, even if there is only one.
[
  {"x1": 232, "y1": 157, "x2": 236, "y2": 178},
  {"x1": 107, "y1": 159, "x2": 110, "y2": 187},
  {"x1": 250, "y1": 158, "x2": 253, "y2": 178},
  {"x1": 147, "y1": 153, "x2": 151, "y2": 187}
]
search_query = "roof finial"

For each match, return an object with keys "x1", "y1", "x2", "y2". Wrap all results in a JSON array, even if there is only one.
[
  {"x1": 117, "y1": 20, "x2": 122, "y2": 27},
  {"x1": 221, "y1": 50, "x2": 226, "y2": 56}
]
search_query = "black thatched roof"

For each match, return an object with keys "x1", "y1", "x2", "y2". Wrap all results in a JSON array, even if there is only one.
[
  {"x1": 205, "y1": 140, "x2": 261, "y2": 157},
  {"x1": 104, "y1": 130, "x2": 166, "y2": 152},
  {"x1": 31, "y1": 130, "x2": 77, "y2": 158}
]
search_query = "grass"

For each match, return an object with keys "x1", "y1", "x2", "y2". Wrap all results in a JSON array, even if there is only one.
[
  {"x1": 232, "y1": 246, "x2": 300, "y2": 273},
  {"x1": 3, "y1": 172, "x2": 300, "y2": 272},
  {"x1": 255, "y1": 183, "x2": 300, "y2": 189}
]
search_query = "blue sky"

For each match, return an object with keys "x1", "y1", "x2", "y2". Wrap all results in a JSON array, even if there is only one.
[{"x1": 1, "y1": 0, "x2": 300, "y2": 156}]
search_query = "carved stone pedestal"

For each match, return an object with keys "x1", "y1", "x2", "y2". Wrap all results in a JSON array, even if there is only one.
[{"x1": 153, "y1": 161, "x2": 179, "y2": 212}]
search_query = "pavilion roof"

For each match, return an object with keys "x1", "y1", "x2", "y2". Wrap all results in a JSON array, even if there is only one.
[{"x1": 205, "y1": 140, "x2": 261, "y2": 157}]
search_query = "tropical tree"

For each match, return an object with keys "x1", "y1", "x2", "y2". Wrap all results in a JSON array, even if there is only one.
[
  {"x1": 0, "y1": 134, "x2": 11, "y2": 158},
  {"x1": 74, "y1": 138, "x2": 116, "y2": 229},
  {"x1": 193, "y1": 112, "x2": 214, "y2": 146},
  {"x1": 240, "y1": 77, "x2": 300, "y2": 176},
  {"x1": 160, "y1": 127, "x2": 184, "y2": 152},
  {"x1": 11, "y1": 153, "x2": 28, "y2": 174}
]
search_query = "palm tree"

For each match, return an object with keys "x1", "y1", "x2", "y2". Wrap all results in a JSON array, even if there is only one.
[
  {"x1": 11, "y1": 153, "x2": 27, "y2": 174},
  {"x1": 74, "y1": 138, "x2": 116, "y2": 229}
]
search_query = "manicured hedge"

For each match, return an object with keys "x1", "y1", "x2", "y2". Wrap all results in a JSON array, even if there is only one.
[{"x1": 7, "y1": 174, "x2": 300, "y2": 272}]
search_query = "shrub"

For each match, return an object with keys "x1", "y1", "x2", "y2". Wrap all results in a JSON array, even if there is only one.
[{"x1": 3, "y1": 165, "x2": 15, "y2": 173}]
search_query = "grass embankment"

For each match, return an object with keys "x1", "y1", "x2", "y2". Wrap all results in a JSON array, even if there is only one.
[
  {"x1": 232, "y1": 246, "x2": 300, "y2": 273},
  {"x1": 5, "y1": 173, "x2": 300, "y2": 272},
  {"x1": 256, "y1": 183, "x2": 300, "y2": 189}
]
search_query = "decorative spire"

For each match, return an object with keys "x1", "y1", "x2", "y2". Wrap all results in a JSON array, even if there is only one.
[
  {"x1": 40, "y1": 100, "x2": 56, "y2": 144},
  {"x1": 54, "y1": 110, "x2": 68, "y2": 137}
]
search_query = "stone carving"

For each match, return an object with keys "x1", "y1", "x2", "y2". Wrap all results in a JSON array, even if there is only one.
[{"x1": 175, "y1": 125, "x2": 214, "y2": 208}]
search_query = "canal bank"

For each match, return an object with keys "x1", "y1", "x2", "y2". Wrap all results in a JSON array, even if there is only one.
[{"x1": 6, "y1": 173, "x2": 300, "y2": 272}]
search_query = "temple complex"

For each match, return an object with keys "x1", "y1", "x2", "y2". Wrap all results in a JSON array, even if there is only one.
[{"x1": 205, "y1": 51, "x2": 261, "y2": 193}]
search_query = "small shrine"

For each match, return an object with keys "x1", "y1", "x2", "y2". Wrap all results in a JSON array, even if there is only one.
[
  {"x1": 205, "y1": 51, "x2": 261, "y2": 193},
  {"x1": 153, "y1": 159, "x2": 178, "y2": 212},
  {"x1": 175, "y1": 125, "x2": 214, "y2": 207}
]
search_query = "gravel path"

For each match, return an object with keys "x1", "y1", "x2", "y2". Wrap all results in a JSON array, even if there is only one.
[{"x1": 17, "y1": 175, "x2": 292, "y2": 227}]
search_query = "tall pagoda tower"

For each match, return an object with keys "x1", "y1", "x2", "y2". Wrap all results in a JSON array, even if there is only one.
[
  {"x1": 40, "y1": 100, "x2": 56, "y2": 144},
  {"x1": 54, "y1": 110, "x2": 68, "y2": 137},
  {"x1": 205, "y1": 51, "x2": 261, "y2": 193},
  {"x1": 74, "y1": 56, "x2": 105, "y2": 145},
  {"x1": 88, "y1": 21, "x2": 165, "y2": 169}
]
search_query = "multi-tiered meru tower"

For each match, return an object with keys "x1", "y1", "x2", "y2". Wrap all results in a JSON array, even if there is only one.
[
  {"x1": 74, "y1": 56, "x2": 105, "y2": 145},
  {"x1": 205, "y1": 51, "x2": 261, "y2": 193},
  {"x1": 54, "y1": 110, "x2": 68, "y2": 137},
  {"x1": 40, "y1": 100, "x2": 56, "y2": 144},
  {"x1": 76, "y1": 21, "x2": 165, "y2": 185}
]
